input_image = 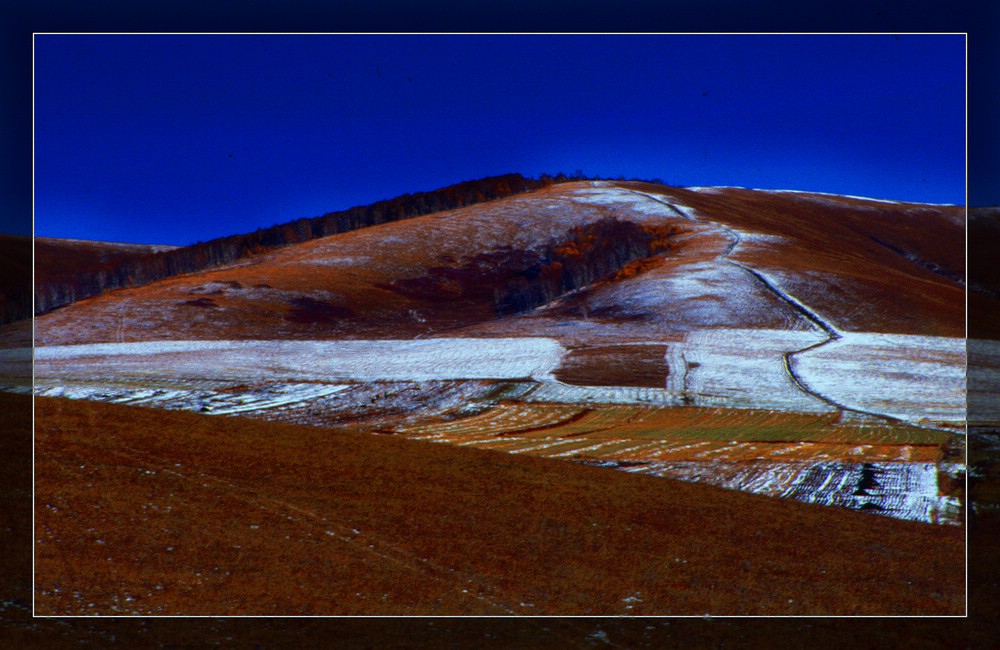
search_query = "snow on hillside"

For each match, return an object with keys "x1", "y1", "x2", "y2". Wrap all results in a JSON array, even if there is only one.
[
  {"x1": 672, "y1": 329, "x2": 833, "y2": 413},
  {"x1": 293, "y1": 183, "x2": 687, "y2": 279},
  {"x1": 567, "y1": 184, "x2": 692, "y2": 220},
  {"x1": 685, "y1": 186, "x2": 748, "y2": 193},
  {"x1": 758, "y1": 188, "x2": 960, "y2": 207},
  {"x1": 686, "y1": 185, "x2": 958, "y2": 207}
]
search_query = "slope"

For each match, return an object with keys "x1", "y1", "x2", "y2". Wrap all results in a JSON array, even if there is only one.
[
  {"x1": 30, "y1": 174, "x2": 550, "y2": 318},
  {"x1": 31, "y1": 180, "x2": 965, "y2": 346},
  {"x1": 34, "y1": 395, "x2": 965, "y2": 616}
]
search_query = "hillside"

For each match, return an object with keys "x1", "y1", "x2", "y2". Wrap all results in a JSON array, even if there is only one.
[
  {"x1": 0, "y1": 235, "x2": 32, "y2": 324},
  {"x1": 30, "y1": 180, "x2": 965, "y2": 345},
  {"x1": 25, "y1": 178, "x2": 971, "y2": 615},
  {"x1": 970, "y1": 207, "x2": 1000, "y2": 339},
  {"x1": 34, "y1": 395, "x2": 964, "y2": 616},
  {"x1": 29, "y1": 174, "x2": 551, "y2": 319},
  {"x1": 0, "y1": 234, "x2": 179, "y2": 330}
]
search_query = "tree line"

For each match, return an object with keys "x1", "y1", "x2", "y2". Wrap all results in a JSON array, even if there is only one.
[{"x1": 31, "y1": 173, "x2": 555, "y2": 318}]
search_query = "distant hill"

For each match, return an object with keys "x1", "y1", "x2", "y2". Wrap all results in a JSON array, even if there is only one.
[
  {"x1": 0, "y1": 235, "x2": 178, "y2": 326},
  {"x1": 28, "y1": 174, "x2": 551, "y2": 320},
  {"x1": 0, "y1": 234, "x2": 31, "y2": 325}
]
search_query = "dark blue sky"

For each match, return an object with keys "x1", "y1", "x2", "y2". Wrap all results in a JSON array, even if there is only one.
[{"x1": 34, "y1": 34, "x2": 965, "y2": 246}]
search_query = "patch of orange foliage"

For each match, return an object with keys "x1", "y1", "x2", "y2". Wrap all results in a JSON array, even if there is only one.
[{"x1": 613, "y1": 256, "x2": 664, "y2": 280}]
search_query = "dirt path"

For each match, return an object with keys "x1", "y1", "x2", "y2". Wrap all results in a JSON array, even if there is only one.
[{"x1": 624, "y1": 188, "x2": 909, "y2": 426}]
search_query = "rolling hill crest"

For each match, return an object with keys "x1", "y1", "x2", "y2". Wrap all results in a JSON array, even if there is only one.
[{"x1": 28, "y1": 178, "x2": 966, "y2": 346}]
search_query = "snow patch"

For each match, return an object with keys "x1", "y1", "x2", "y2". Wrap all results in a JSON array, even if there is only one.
[
  {"x1": 299, "y1": 256, "x2": 373, "y2": 267},
  {"x1": 794, "y1": 333, "x2": 966, "y2": 428},
  {"x1": 34, "y1": 338, "x2": 566, "y2": 383},
  {"x1": 759, "y1": 188, "x2": 957, "y2": 207},
  {"x1": 525, "y1": 383, "x2": 680, "y2": 406},
  {"x1": 623, "y1": 460, "x2": 958, "y2": 525},
  {"x1": 567, "y1": 187, "x2": 686, "y2": 220},
  {"x1": 684, "y1": 186, "x2": 748, "y2": 193},
  {"x1": 737, "y1": 232, "x2": 788, "y2": 247},
  {"x1": 673, "y1": 329, "x2": 833, "y2": 413}
]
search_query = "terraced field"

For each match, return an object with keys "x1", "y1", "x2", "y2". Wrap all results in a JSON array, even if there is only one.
[
  {"x1": 31, "y1": 379, "x2": 506, "y2": 432},
  {"x1": 30, "y1": 375, "x2": 961, "y2": 525},
  {"x1": 391, "y1": 402, "x2": 960, "y2": 524},
  {"x1": 395, "y1": 401, "x2": 950, "y2": 446}
]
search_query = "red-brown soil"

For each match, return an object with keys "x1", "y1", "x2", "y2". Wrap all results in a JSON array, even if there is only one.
[
  {"x1": 34, "y1": 395, "x2": 963, "y2": 616},
  {"x1": 554, "y1": 344, "x2": 672, "y2": 387},
  {"x1": 0, "y1": 388, "x2": 992, "y2": 650}
]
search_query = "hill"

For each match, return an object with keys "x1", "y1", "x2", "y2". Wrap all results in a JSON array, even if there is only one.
[
  {"x1": 30, "y1": 180, "x2": 966, "y2": 345},
  {"x1": 24, "y1": 177, "x2": 972, "y2": 616},
  {"x1": 28, "y1": 174, "x2": 551, "y2": 319},
  {"x1": 0, "y1": 234, "x2": 32, "y2": 324}
]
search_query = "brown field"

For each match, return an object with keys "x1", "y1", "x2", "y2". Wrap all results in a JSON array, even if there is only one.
[
  {"x1": 34, "y1": 395, "x2": 964, "y2": 617},
  {"x1": 554, "y1": 344, "x2": 674, "y2": 387},
  {"x1": 403, "y1": 402, "x2": 952, "y2": 444},
  {"x1": 0, "y1": 391, "x2": 991, "y2": 647}
]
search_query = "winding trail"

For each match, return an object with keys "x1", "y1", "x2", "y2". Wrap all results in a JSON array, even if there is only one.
[{"x1": 625, "y1": 188, "x2": 908, "y2": 426}]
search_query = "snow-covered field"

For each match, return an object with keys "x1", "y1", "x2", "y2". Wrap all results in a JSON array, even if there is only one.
[
  {"x1": 33, "y1": 378, "x2": 501, "y2": 429},
  {"x1": 35, "y1": 381, "x2": 351, "y2": 416},
  {"x1": 794, "y1": 333, "x2": 967, "y2": 429},
  {"x1": 619, "y1": 460, "x2": 961, "y2": 525},
  {"x1": 0, "y1": 346, "x2": 31, "y2": 385},
  {"x1": 30, "y1": 329, "x2": 966, "y2": 426},
  {"x1": 969, "y1": 338, "x2": 1000, "y2": 426},
  {"x1": 672, "y1": 329, "x2": 833, "y2": 412},
  {"x1": 524, "y1": 383, "x2": 681, "y2": 405},
  {"x1": 33, "y1": 337, "x2": 566, "y2": 383},
  {"x1": 27, "y1": 329, "x2": 967, "y2": 525}
]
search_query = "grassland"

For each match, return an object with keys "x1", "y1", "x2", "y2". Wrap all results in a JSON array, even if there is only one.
[
  {"x1": 34, "y1": 395, "x2": 964, "y2": 616},
  {"x1": 1, "y1": 391, "x2": 993, "y2": 646}
]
